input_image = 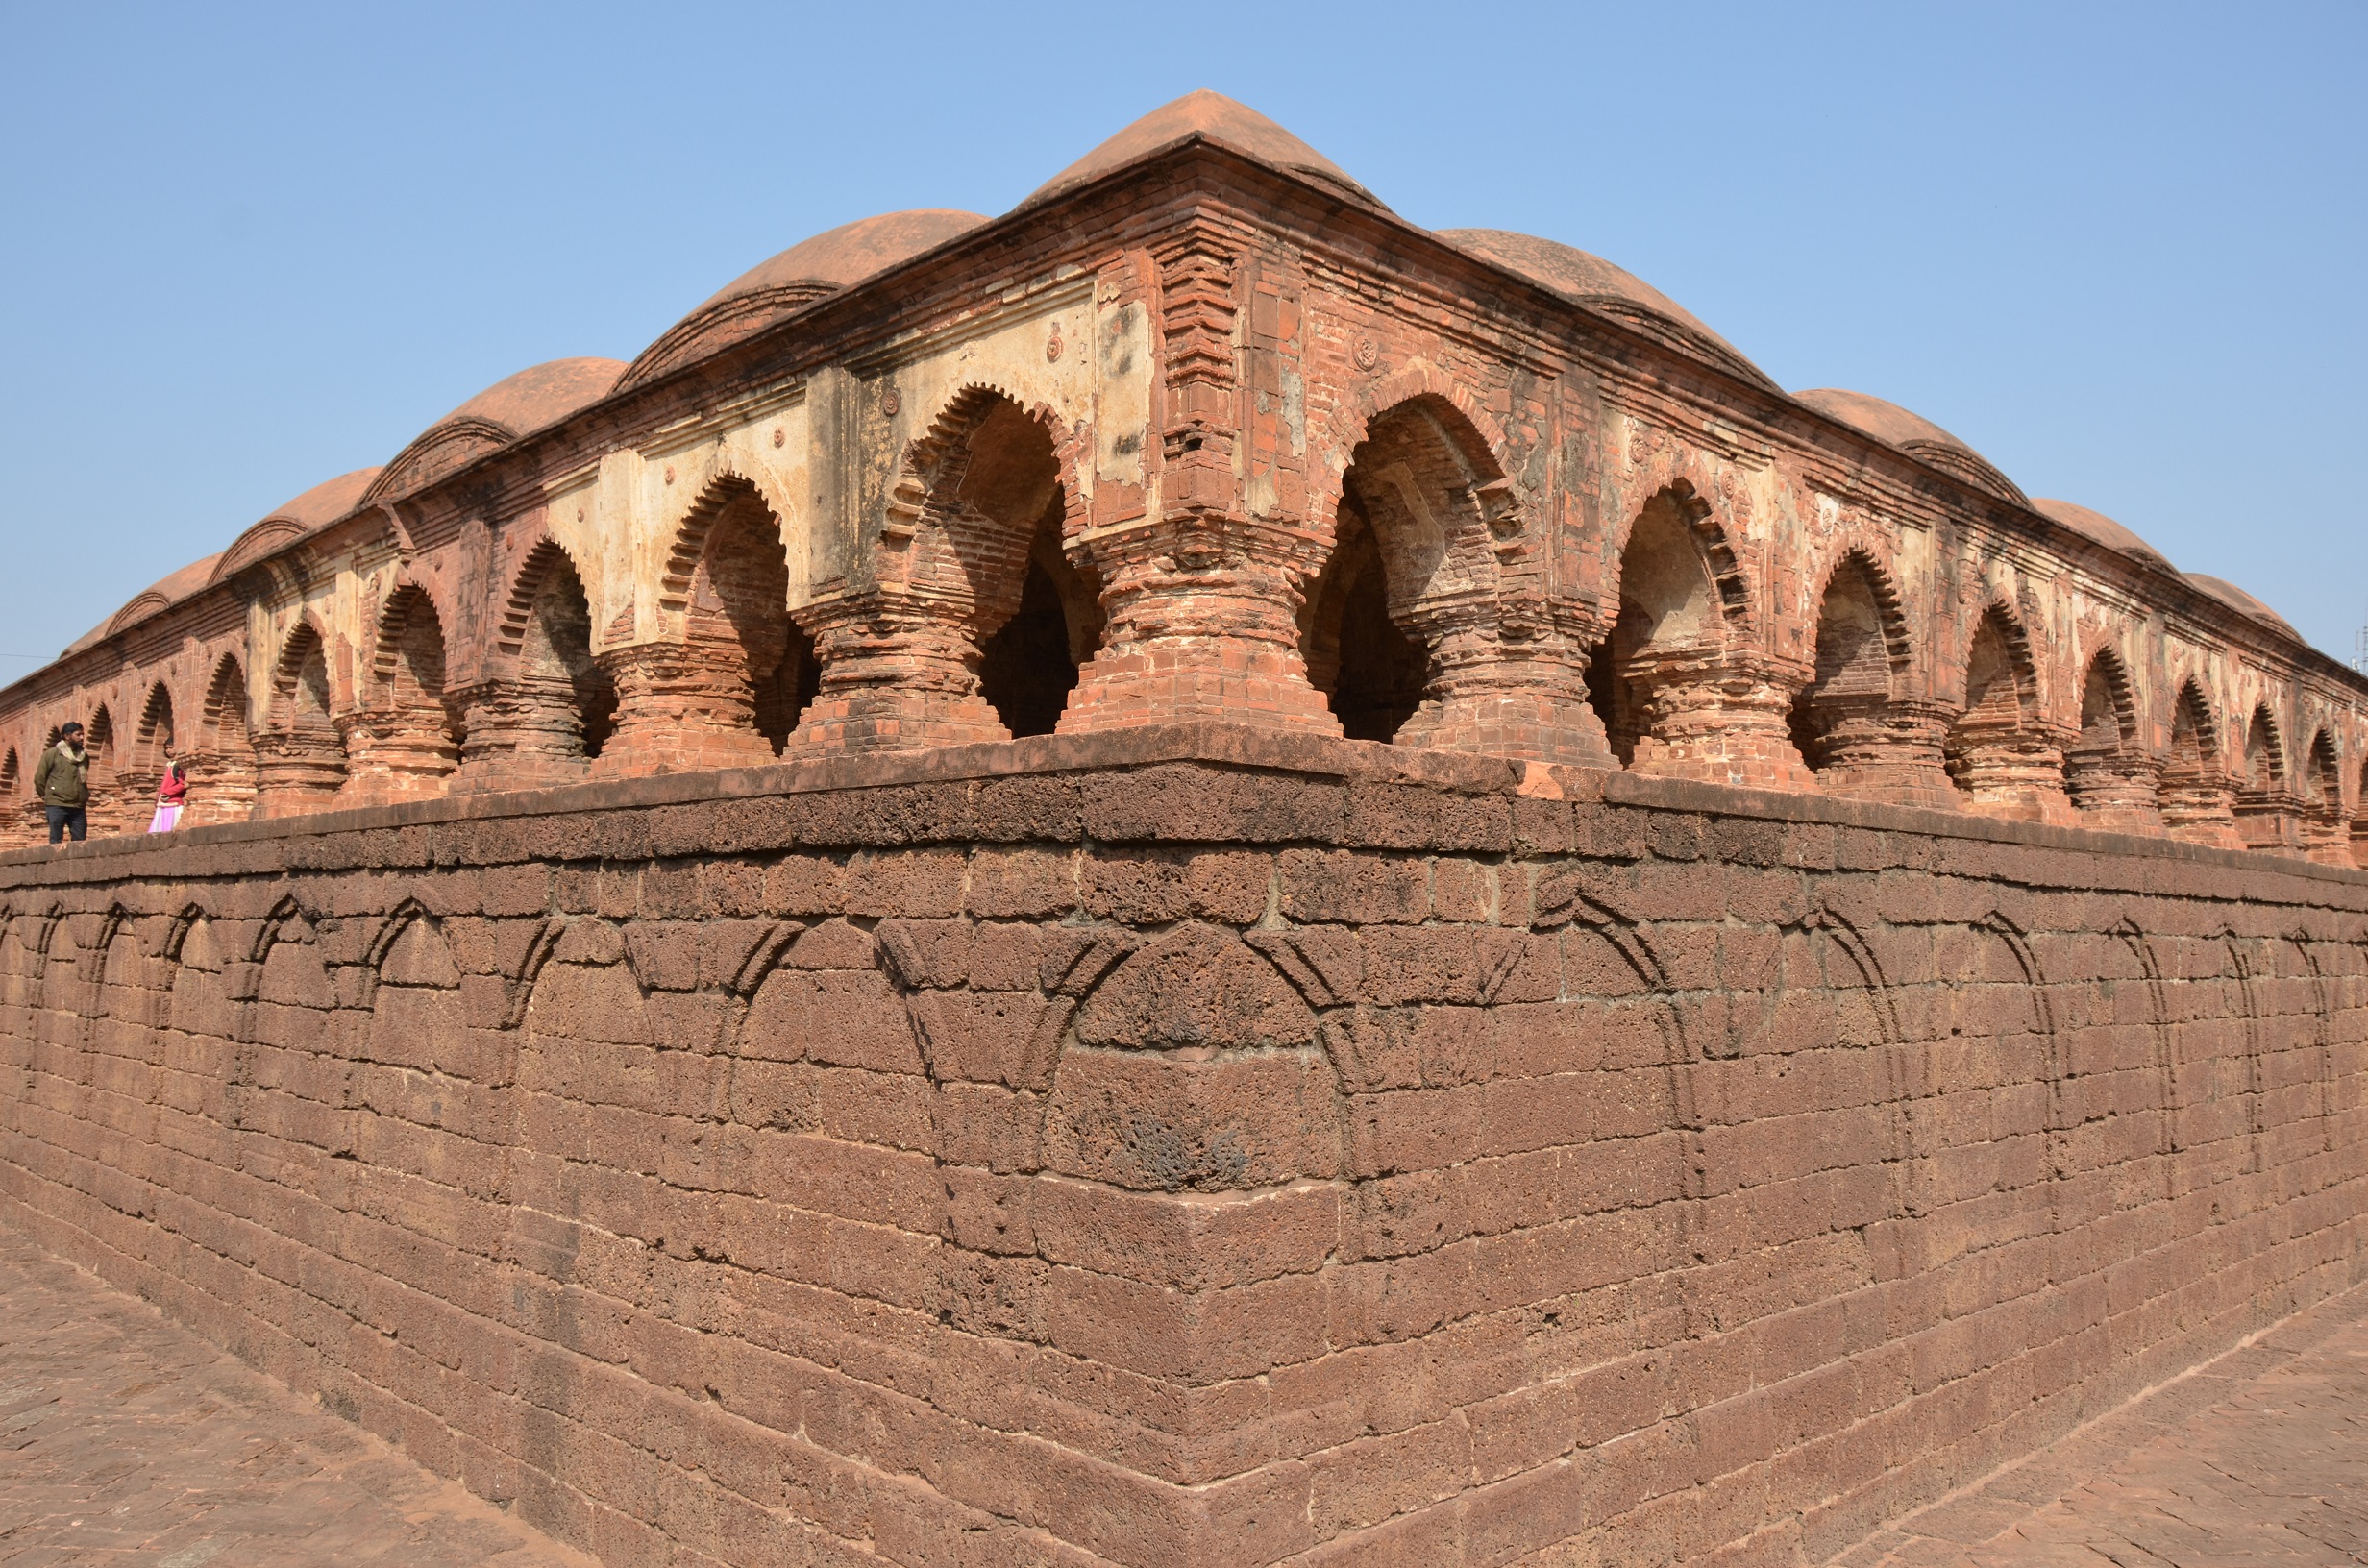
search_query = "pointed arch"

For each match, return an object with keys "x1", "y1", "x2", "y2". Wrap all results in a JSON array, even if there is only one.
[
  {"x1": 1945, "y1": 600, "x2": 2069, "y2": 819},
  {"x1": 2234, "y1": 701, "x2": 2306, "y2": 855},
  {"x1": 477, "y1": 537, "x2": 616, "y2": 774},
  {"x1": 2242, "y1": 702, "x2": 2286, "y2": 793},
  {"x1": 133, "y1": 680, "x2": 177, "y2": 775},
  {"x1": 1789, "y1": 545, "x2": 1927, "y2": 795},
  {"x1": 2161, "y1": 678, "x2": 2240, "y2": 847},
  {"x1": 1302, "y1": 391, "x2": 1512, "y2": 747},
  {"x1": 358, "y1": 582, "x2": 458, "y2": 798},
  {"x1": 257, "y1": 620, "x2": 347, "y2": 814},
  {"x1": 2066, "y1": 646, "x2": 2158, "y2": 825}
]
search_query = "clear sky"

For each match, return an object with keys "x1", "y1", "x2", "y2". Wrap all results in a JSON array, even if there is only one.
[{"x1": 3, "y1": 1, "x2": 2361, "y2": 674}]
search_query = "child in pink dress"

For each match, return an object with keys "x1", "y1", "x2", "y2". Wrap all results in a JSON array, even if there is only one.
[{"x1": 148, "y1": 760, "x2": 187, "y2": 833}]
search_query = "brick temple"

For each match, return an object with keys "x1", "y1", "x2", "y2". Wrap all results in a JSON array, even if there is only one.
[{"x1": 0, "y1": 93, "x2": 2362, "y2": 1567}]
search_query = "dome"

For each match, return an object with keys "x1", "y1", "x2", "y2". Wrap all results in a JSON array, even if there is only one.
[
  {"x1": 1020, "y1": 89, "x2": 1384, "y2": 212},
  {"x1": 1794, "y1": 388, "x2": 2029, "y2": 505},
  {"x1": 623, "y1": 210, "x2": 989, "y2": 389},
  {"x1": 2185, "y1": 573, "x2": 2301, "y2": 641},
  {"x1": 62, "y1": 552, "x2": 224, "y2": 657},
  {"x1": 1438, "y1": 229, "x2": 1775, "y2": 392},
  {"x1": 366, "y1": 358, "x2": 625, "y2": 503},
  {"x1": 205, "y1": 466, "x2": 384, "y2": 588},
  {"x1": 2031, "y1": 499, "x2": 2175, "y2": 574}
]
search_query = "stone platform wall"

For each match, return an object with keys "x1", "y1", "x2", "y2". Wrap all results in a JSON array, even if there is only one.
[{"x1": 0, "y1": 728, "x2": 2362, "y2": 1568}]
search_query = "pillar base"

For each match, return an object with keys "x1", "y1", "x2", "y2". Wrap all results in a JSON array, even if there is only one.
[
  {"x1": 783, "y1": 599, "x2": 1010, "y2": 758},
  {"x1": 1812, "y1": 703, "x2": 1959, "y2": 810},
  {"x1": 594, "y1": 644, "x2": 778, "y2": 776},
  {"x1": 1623, "y1": 653, "x2": 1813, "y2": 791}
]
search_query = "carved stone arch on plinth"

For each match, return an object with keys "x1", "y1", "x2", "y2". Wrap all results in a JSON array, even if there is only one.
[
  {"x1": 349, "y1": 576, "x2": 461, "y2": 801},
  {"x1": 458, "y1": 535, "x2": 613, "y2": 789},
  {"x1": 789, "y1": 382, "x2": 1098, "y2": 755},
  {"x1": 1303, "y1": 364, "x2": 1605, "y2": 766},
  {"x1": 2161, "y1": 676, "x2": 2240, "y2": 847},
  {"x1": 1792, "y1": 540, "x2": 1945, "y2": 804},
  {"x1": 1946, "y1": 598, "x2": 2073, "y2": 821},
  {"x1": 256, "y1": 617, "x2": 346, "y2": 817}
]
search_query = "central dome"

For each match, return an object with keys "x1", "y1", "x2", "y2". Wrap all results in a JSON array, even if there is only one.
[
  {"x1": 1021, "y1": 90, "x2": 1384, "y2": 211},
  {"x1": 624, "y1": 210, "x2": 989, "y2": 389}
]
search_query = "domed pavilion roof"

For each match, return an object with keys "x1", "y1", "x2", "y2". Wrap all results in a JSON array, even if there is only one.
[
  {"x1": 2031, "y1": 498, "x2": 2175, "y2": 574},
  {"x1": 1020, "y1": 89, "x2": 1384, "y2": 211},
  {"x1": 1793, "y1": 387, "x2": 2029, "y2": 505},
  {"x1": 2186, "y1": 573, "x2": 2301, "y2": 641}
]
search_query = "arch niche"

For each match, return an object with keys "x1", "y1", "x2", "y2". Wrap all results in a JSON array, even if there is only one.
[
  {"x1": 255, "y1": 621, "x2": 348, "y2": 817},
  {"x1": 1945, "y1": 603, "x2": 2072, "y2": 821},
  {"x1": 1788, "y1": 549, "x2": 1951, "y2": 806},
  {"x1": 2065, "y1": 648, "x2": 2161, "y2": 830},
  {"x1": 786, "y1": 388, "x2": 1099, "y2": 756},
  {"x1": 83, "y1": 706, "x2": 123, "y2": 836},
  {"x1": 461, "y1": 540, "x2": 616, "y2": 788},
  {"x1": 2159, "y1": 680, "x2": 2241, "y2": 848},
  {"x1": 2233, "y1": 702, "x2": 2305, "y2": 855},
  {"x1": 193, "y1": 655, "x2": 259, "y2": 824},
  {"x1": 1585, "y1": 481, "x2": 1805, "y2": 786},
  {"x1": 2299, "y1": 729, "x2": 2348, "y2": 863},
  {"x1": 353, "y1": 584, "x2": 460, "y2": 801},
  {"x1": 1299, "y1": 391, "x2": 1605, "y2": 764}
]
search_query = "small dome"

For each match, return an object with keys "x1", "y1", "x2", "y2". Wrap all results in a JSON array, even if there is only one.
[
  {"x1": 205, "y1": 466, "x2": 384, "y2": 588},
  {"x1": 443, "y1": 357, "x2": 626, "y2": 435},
  {"x1": 624, "y1": 210, "x2": 988, "y2": 389},
  {"x1": 1438, "y1": 229, "x2": 1775, "y2": 391},
  {"x1": 367, "y1": 358, "x2": 625, "y2": 504},
  {"x1": 2185, "y1": 573, "x2": 2301, "y2": 641},
  {"x1": 2031, "y1": 499, "x2": 2175, "y2": 574},
  {"x1": 1021, "y1": 90, "x2": 1383, "y2": 212},
  {"x1": 1794, "y1": 388, "x2": 2029, "y2": 505},
  {"x1": 63, "y1": 551, "x2": 226, "y2": 656}
]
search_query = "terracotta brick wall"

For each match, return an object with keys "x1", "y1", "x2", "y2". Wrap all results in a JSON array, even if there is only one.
[{"x1": 1, "y1": 727, "x2": 2361, "y2": 1567}]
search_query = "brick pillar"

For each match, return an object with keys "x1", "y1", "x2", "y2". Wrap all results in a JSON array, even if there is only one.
[
  {"x1": 1950, "y1": 717, "x2": 2077, "y2": 822},
  {"x1": 1813, "y1": 696, "x2": 1959, "y2": 808},
  {"x1": 593, "y1": 642, "x2": 776, "y2": 775},
  {"x1": 2302, "y1": 805, "x2": 2352, "y2": 866},
  {"x1": 1622, "y1": 649, "x2": 1813, "y2": 790},
  {"x1": 252, "y1": 732, "x2": 347, "y2": 817},
  {"x1": 1389, "y1": 600, "x2": 1613, "y2": 768},
  {"x1": 451, "y1": 679, "x2": 590, "y2": 793},
  {"x1": 2064, "y1": 747, "x2": 2165, "y2": 833},
  {"x1": 2161, "y1": 769, "x2": 2243, "y2": 848},
  {"x1": 181, "y1": 747, "x2": 258, "y2": 825},
  {"x1": 2234, "y1": 788, "x2": 2311, "y2": 858},
  {"x1": 338, "y1": 708, "x2": 455, "y2": 803},
  {"x1": 781, "y1": 595, "x2": 1008, "y2": 756},
  {"x1": 1058, "y1": 513, "x2": 1342, "y2": 735}
]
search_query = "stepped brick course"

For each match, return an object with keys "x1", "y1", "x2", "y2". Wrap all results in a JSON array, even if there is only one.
[{"x1": 1, "y1": 727, "x2": 2363, "y2": 1566}]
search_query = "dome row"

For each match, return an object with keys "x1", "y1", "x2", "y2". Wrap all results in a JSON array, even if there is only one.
[{"x1": 72, "y1": 92, "x2": 2293, "y2": 655}]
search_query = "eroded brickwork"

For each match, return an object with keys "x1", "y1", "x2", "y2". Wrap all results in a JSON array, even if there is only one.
[{"x1": 1, "y1": 731, "x2": 2362, "y2": 1567}]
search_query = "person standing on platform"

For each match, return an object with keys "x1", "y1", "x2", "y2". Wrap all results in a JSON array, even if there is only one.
[{"x1": 33, "y1": 722, "x2": 89, "y2": 844}]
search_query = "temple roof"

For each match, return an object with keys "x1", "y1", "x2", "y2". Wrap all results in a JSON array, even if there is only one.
[
  {"x1": 625, "y1": 211, "x2": 989, "y2": 389},
  {"x1": 1793, "y1": 388, "x2": 2029, "y2": 505},
  {"x1": 1438, "y1": 229, "x2": 1775, "y2": 391},
  {"x1": 1020, "y1": 89, "x2": 1384, "y2": 211}
]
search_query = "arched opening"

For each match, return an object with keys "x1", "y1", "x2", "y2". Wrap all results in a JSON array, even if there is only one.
[
  {"x1": 83, "y1": 706, "x2": 120, "y2": 835},
  {"x1": 1945, "y1": 605, "x2": 2069, "y2": 820},
  {"x1": 362, "y1": 588, "x2": 461, "y2": 799},
  {"x1": 1302, "y1": 495, "x2": 1426, "y2": 743},
  {"x1": 2353, "y1": 758, "x2": 2368, "y2": 870},
  {"x1": 2159, "y1": 680, "x2": 2239, "y2": 847},
  {"x1": 1790, "y1": 551, "x2": 1948, "y2": 804},
  {"x1": 602, "y1": 478, "x2": 822, "y2": 771},
  {"x1": 515, "y1": 547, "x2": 616, "y2": 763},
  {"x1": 258, "y1": 623, "x2": 347, "y2": 816},
  {"x1": 0, "y1": 748, "x2": 24, "y2": 847},
  {"x1": 926, "y1": 397, "x2": 1079, "y2": 742},
  {"x1": 126, "y1": 683, "x2": 176, "y2": 825},
  {"x1": 196, "y1": 655, "x2": 258, "y2": 824},
  {"x1": 2234, "y1": 702, "x2": 2300, "y2": 854},
  {"x1": 976, "y1": 488, "x2": 1104, "y2": 739},
  {"x1": 790, "y1": 389, "x2": 1095, "y2": 756},
  {"x1": 2301, "y1": 728, "x2": 2346, "y2": 862},
  {"x1": 1584, "y1": 484, "x2": 1776, "y2": 779},
  {"x1": 2064, "y1": 649, "x2": 2158, "y2": 828}
]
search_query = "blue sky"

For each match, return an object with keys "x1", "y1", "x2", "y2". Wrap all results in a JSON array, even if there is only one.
[{"x1": 3, "y1": 1, "x2": 2361, "y2": 670}]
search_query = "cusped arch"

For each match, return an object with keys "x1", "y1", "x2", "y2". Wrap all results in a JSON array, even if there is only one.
[
  {"x1": 1809, "y1": 543, "x2": 1913, "y2": 681},
  {"x1": 658, "y1": 461, "x2": 806, "y2": 615},
  {"x1": 1605, "y1": 478, "x2": 1755, "y2": 634},
  {"x1": 497, "y1": 535, "x2": 595, "y2": 656},
  {"x1": 2075, "y1": 643, "x2": 2140, "y2": 747},
  {"x1": 878, "y1": 383, "x2": 1086, "y2": 627},
  {"x1": 368, "y1": 576, "x2": 458, "y2": 684},
  {"x1": 134, "y1": 680, "x2": 177, "y2": 772},
  {"x1": 267, "y1": 616, "x2": 339, "y2": 726},
  {"x1": 1318, "y1": 358, "x2": 1519, "y2": 516}
]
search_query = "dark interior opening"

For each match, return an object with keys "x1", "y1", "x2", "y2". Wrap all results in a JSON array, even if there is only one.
[
  {"x1": 1329, "y1": 560, "x2": 1425, "y2": 742},
  {"x1": 978, "y1": 494, "x2": 1099, "y2": 740},
  {"x1": 752, "y1": 625, "x2": 822, "y2": 754}
]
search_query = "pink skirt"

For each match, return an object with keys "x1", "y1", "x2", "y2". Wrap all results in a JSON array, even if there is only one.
[{"x1": 147, "y1": 802, "x2": 181, "y2": 833}]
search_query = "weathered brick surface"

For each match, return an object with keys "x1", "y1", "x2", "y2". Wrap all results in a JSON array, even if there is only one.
[{"x1": 0, "y1": 728, "x2": 2361, "y2": 1566}]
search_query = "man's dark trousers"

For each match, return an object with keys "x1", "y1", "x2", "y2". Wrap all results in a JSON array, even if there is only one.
[{"x1": 45, "y1": 805, "x2": 85, "y2": 844}]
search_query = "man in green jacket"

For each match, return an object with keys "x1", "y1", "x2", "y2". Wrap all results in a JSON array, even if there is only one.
[{"x1": 33, "y1": 723, "x2": 89, "y2": 844}]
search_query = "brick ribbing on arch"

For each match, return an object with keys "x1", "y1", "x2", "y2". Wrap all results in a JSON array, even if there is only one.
[{"x1": 0, "y1": 726, "x2": 2362, "y2": 1567}]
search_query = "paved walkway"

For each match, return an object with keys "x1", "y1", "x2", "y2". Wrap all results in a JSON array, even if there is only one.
[
  {"x1": 0, "y1": 1227, "x2": 592, "y2": 1568},
  {"x1": 1838, "y1": 1281, "x2": 2368, "y2": 1566},
  {"x1": 0, "y1": 1222, "x2": 2361, "y2": 1567}
]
